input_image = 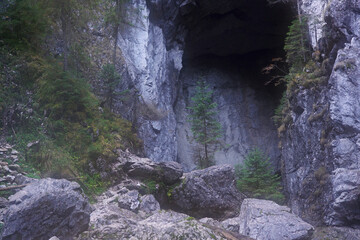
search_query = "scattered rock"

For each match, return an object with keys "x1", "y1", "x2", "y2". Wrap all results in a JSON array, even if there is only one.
[
  {"x1": 48, "y1": 237, "x2": 60, "y2": 240},
  {"x1": 117, "y1": 189, "x2": 140, "y2": 212},
  {"x1": 8, "y1": 164, "x2": 20, "y2": 172},
  {"x1": 238, "y1": 198, "x2": 314, "y2": 240},
  {"x1": 10, "y1": 150, "x2": 18, "y2": 155},
  {"x1": 2, "y1": 178, "x2": 91, "y2": 240},
  {"x1": 26, "y1": 141, "x2": 39, "y2": 148},
  {"x1": 4, "y1": 175, "x2": 15, "y2": 183},
  {"x1": 14, "y1": 174, "x2": 37, "y2": 185},
  {"x1": 312, "y1": 226, "x2": 360, "y2": 240},
  {"x1": 171, "y1": 164, "x2": 243, "y2": 219},
  {"x1": 222, "y1": 216, "x2": 241, "y2": 233},
  {"x1": 2, "y1": 166, "x2": 10, "y2": 174},
  {"x1": 139, "y1": 194, "x2": 160, "y2": 213}
]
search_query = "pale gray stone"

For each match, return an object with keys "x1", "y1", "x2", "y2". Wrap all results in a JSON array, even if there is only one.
[
  {"x1": 2, "y1": 179, "x2": 91, "y2": 240},
  {"x1": 139, "y1": 194, "x2": 160, "y2": 213},
  {"x1": 171, "y1": 164, "x2": 243, "y2": 219},
  {"x1": 239, "y1": 199, "x2": 314, "y2": 240},
  {"x1": 117, "y1": 189, "x2": 140, "y2": 212}
]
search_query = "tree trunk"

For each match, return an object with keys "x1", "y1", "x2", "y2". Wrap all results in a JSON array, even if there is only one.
[
  {"x1": 297, "y1": 0, "x2": 307, "y2": 63},
  {"x1": 112, "y1": 24, "x2": 119, "y2": 65},
  {"x1": 61, "y1": 4, "x2": 69, "y2": 71},
  {"x1": 203, "y1": 118, "x2": 208, "y2": 168},
  {"x1": 112, "y1": 0, "x2": 120, "y2": 65}
]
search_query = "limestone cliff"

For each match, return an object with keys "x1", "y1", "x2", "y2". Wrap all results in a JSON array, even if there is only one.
[
  {"x1": 281, "y1": 0, "x2": 360, "y2": 227},
  {"x1": 112, "y1": 0, "x2": 360, "y2": 228},
  {"x1": 116, "y1": 0, "x2": 291, "y2": 170}
]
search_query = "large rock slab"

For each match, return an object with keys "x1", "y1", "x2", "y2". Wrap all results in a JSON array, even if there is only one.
[
  {"x1": 329, "y1": 168, "x2": 360, "y2": 225},
  {"x1": 239, "y1": 198, "x2": 314, "y2": 240},
  {"x1": 121, "y1": 154, "x2": 183, "y2": 185},
  {"x1": 170, "y1": 164, "x2": 243, "y2": 219},
  {"x1": 2, "y1": 178, "x2": 91, "y2": 240}
]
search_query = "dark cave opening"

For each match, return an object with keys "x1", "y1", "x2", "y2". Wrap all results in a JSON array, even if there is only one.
[
  {"x1": 175, "y1": 0, "x2": 295, "y2": 170},
  {"x1": 181, "y1": 0, "x2": 294, "y2": 96}
]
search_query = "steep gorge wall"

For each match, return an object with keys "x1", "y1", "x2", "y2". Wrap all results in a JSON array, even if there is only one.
[
  {"x1": 174, "y1": 0, "x2": 291, "y2": 170},
  {"x1": 117, "y1": 0, "x2": 291, "y2": 171},
  {"x1": 113, "y1": 0, "x2": 360, "y2": 228},
  {"x1": 113, "y1": 0, "x2": 183, "y2": 163},
  {"x1": 281, "y1": 0, "x2": 360, "y2": 227}
]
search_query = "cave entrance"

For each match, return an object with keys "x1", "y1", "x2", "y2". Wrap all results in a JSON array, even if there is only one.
[{"x1": 175, "y1": 0, "x2": 294, "y2": 171}]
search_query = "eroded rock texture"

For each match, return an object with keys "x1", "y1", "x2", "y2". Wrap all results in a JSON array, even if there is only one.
[
  {"x1": 238, "y1": 199, "x2": 314, "y2": 240},
  {"x1": 2, "y1": 179, "x2": 91, "y2": 240},
  {"x1": 171, "y1": 164, "x2": 243, "y2": 219},
  {"x1": 114, "y1": 0, "x2": 291, "y2": 170},
  {"x1": 282, "y1": 0, "x2": 360, "y2": 227},
  {"x1": 77, "y1": 184, "x2": 235, "y2": 240},
  {"x1": 175, "y1": 0, "x2": 292, "y2": 170}
]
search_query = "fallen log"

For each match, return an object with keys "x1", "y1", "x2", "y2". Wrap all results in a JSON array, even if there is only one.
[{"x1": 0, "y1": 184, "x2": 28, "y2": 191}]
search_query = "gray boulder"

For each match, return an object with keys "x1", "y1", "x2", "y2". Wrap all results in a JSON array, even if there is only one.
[
  {"x1": 2, "y1": 178, "x2": 91, "y2": 240},
  {"x1": 122, "y1": 155, "x2": 183, "y2": 185},
  {"x1": 117, "y1": 188, "x2": 140, "y2": 212},
  {"x1": 239, "y1": 198, "x2": 314, "y2": 240},
  {"x1": 170, "y1": 164, "x2": 243, "y2": 219},
  {"x1": 139, "y1": 194, "x2": 160, "y2": 213},
  {"x1": 330, "y1": 168, "x2": 360, "y2": 225}
]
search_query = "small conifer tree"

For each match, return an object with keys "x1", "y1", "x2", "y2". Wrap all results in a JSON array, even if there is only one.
[
  {"x1": 187, "y1": 81, "x2": 221, "y2": 169},
  {"x1": 284, "y1": 17, "x2": 310, "y2": 72},
  {"x1": 100, "y1": 63, "x2": 122, "y2": 111},
  {"x1": 236, "y1": 148, "x2": 284, "y2": 203}
]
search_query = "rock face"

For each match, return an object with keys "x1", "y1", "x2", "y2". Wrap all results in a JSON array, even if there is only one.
[
  {"x1": 2, "y1": 179, "x2": 91, "y2": 240},
  {"x1": 238, "y1": 199, "x2": 314, "y2": 240},
  {"x1": 113, "y1": 0, "x2": 183, "y2": 163},
  {"x1": 171, "y1": 164, "x2": 243, "y2": 219},
  {"x1": 174, "y1": 0, "x2": 292, "y2": 170},
  {"x1": 175, "y1": 59, "x2": 281, "y2": 170},
  {"x1": 281, "y1": 0, "x2": 360, "y2": 227},
  {"x1": 112, "y1": 0, "x2": 291, "y2": 170}
]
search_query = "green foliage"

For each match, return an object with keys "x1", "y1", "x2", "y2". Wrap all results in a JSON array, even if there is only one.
[
  {"x1": 236, "y1": 148, "x2": 284, "y2": 203},
  {"x1": 100, "y1": 63, "x2": 124, "y2": 110},
  {"x1": 82, "y1": 173, "x2": 109, "y2": 197},
  {"x1": 0, "y1": 0, "x2": 143, "y2": 201},
  {"x1": 38, "y1": 63, "x2": 97, "y2": 121},
  {"x1": 187, "y1": 81, "x2": 222, "y2": 169},
  {"x1": 0, "y1": 0, "x2": 49, "y2": 50},
  {"x1": 143, "y1": 180, "x2": 158, "y2": 194},
  {"x1": 284, "y1": 17, "x2": 310, "y2": 72}
]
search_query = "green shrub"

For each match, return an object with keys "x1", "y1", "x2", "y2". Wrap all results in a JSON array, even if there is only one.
[
  {"x1": 143, "y1": 180, "x2": 158, "y2": 194},
  {"x1": 236, "y1": 148, "x2": 284, "y2": 203}
]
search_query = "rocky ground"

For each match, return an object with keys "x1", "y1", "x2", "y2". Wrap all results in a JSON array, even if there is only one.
[{"x1": 2, "y1": 148, "x2": 351, "y2": 240}]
